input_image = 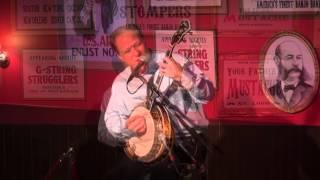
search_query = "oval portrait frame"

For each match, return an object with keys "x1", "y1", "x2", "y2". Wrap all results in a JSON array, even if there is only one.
[{"x1": 259, "y1": 32, "x2": 319, "y2": 113}]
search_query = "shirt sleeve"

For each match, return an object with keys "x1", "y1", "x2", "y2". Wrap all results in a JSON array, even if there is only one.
[
  {"x1": 97, "y1": 88, "x2": 120, "y2": 146},
  {"x1": 173, "y1": 54, "x2": 215, "y2": 104},
  {"x1": 103, "y1": 80, "x2": 134, "y2": 143}
]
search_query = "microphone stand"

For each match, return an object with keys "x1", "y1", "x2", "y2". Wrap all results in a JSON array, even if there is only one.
[{"x1": 44, "y1": 146, "x2": 76, "y2": 180}]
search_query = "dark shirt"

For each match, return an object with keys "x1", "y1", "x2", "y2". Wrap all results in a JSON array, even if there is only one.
[{"x1": 268, "y1": 81, "x2": 313, "y2": 108}]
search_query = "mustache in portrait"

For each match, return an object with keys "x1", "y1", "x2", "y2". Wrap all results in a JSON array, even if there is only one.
[{"x1": 283, "y1": 67, "x2": 304, "y2": 81}]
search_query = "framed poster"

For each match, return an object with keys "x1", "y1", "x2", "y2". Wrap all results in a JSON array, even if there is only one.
[
  {"x1": 62, "y1": 0, "x2": 135, "y2": 69},
  {"x1": 260, "y1": 32, "x2": 319, "y2": 113},
  {"x1": 155, "y1": 30, "x2": 217, "y2": 88},
  {"x1": 216, "y1": 1, "x2": 295, "y2": 38},
  {"x1": 219, "y1": 53, "x2": 275, "y2": 116},
  {"x1": 22, "y1": 49, "x2": 85, "y2": 99},
  {"x1": 241, "y1": 0, "x2": 320, "y2": 14},
  {"x1": 143, "y1": 0, "x2": 227, "y2": 15},
  {"x1": 13, "y1": 0, "x2": 134, "y2": 35},
  {"x1": 151, "y1": 0, "x2": 221, "y2": 7}
]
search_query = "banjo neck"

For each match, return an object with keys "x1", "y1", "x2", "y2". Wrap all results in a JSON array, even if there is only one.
[
  {"x1": 154, "y1": 46, "x2": 175, "y2": 90},
  {"x1": 149, "y1": 20, "x2": 191, "y2": 110}
]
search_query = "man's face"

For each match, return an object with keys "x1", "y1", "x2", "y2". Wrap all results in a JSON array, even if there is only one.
[
  {"x1": 114, "y1": 30, "x2": 148, "y2": 70},
  {"x1": 277, "y1": 42, "x2": 303, "y2": 81}
]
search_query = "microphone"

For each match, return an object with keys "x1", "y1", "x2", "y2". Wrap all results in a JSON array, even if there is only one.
[{"x1": 127, "y1": 56, "x2": 148, "y2": 83}]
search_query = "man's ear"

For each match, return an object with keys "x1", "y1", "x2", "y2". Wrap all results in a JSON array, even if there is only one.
[{"x1": 273, "y1": 55, "x2": 280, "y2": 65}]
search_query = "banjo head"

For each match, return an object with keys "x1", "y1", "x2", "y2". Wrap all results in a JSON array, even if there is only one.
[{"x1": 124, "y1": 105, "x2": 173, "y2": 164}]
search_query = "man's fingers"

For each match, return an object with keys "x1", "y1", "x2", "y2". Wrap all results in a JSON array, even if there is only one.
[
  {"x1": 129, "y1": 121, "x2": 146, "y2": 135},
  {"x1": 128, "y1": 119, "x2": 142, "y2": 129},
  {"x1": 127, "y1": 116, "x2": 141, "y2": 128},
  {"x1": 126, "y1": 116, "x2": 146, "y2": 135},
  {"x1": 135, "y1": 123, "x2": 146, "y2": 134},
  {"x1": 127, "y1": 115, "x2": 143, "y2": 122}
]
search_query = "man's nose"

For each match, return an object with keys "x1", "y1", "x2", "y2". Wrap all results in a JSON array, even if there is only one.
[{"x1": 292, "y1": 58, "x2": 299, "y2": 65}]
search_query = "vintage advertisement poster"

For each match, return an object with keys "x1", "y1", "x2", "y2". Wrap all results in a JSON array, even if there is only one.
[
  {"x1": 63, "y1": 0, "x2": 133, "y2": 69},
  {"x1": 64, "y1": 34, "x2": 119, "y2": 69},
  {"x1": 221, "y1": 54, "x2": 275, "y2": 116},
  {"x1": 140, "y1": 0, "x2": 226, "y2": 17},
  {"x1": 15, "y1": 0, "x2": 134, "y2": 34},
  {"x1": 242, "y1": 0, "x2": 320, "y2": 13},
  {"x1": 217, "y1": 1, "x2": 295, "y2": 36},
  {"x1": 151, "y1": 0, "x2": 221, "y2": 7},
  {"x1": 155, "y1": 30, "x2": 217, "y2": 88},
  {"x1": 15, "y1": 0, "x2": 133, "y2": 69},
  {"x1": 15, "y1": 0, "x2": 93, "y2": 34},
  {"x1": 23, "y1": 49, "x2": 85, "y2": 99}
]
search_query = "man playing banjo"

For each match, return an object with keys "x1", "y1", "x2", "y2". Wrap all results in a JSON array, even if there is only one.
[{"x1": 98, "y1": 23, "x2": 215, "y2": 180}]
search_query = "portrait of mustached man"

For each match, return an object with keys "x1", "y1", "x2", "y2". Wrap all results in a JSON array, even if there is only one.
[{"x1": 268, "y1": 40, "x2": 313, "y2": 109}]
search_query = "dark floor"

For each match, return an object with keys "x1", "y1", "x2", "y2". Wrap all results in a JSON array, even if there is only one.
[{"x1": 1, "y1": 105, "x2": 320, "y2": 180}]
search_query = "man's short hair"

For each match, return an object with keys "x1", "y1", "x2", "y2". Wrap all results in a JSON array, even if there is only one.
[
  {"x1": 109, "y1": 24, "x2": 144, "y2": 54},
  {"x1": 274, "y1": 44, "x2": 281, "y2": 58}
]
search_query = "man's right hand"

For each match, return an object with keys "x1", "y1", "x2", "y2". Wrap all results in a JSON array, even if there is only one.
[{"x1": 126, "y1": 115, "x2": 146, "y2": 137}]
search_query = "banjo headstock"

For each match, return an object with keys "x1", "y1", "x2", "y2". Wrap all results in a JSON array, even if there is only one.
[
  {"x1": 166, "y1": 19, "x2": 192, "y2": 57},
  {"x1": 170, "y1": 19, "x2": 192, "y2": 47}
]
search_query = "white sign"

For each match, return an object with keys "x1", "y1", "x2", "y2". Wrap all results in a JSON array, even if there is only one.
[
  {"x1": 242, "y1": 0, "x2": 320, "y2": 13},
  {"x1": 23, "y1": 49, "x2": 85, "y2": 99},
  {"x1": 155, "y1": 30, "x2": 217, "y2": 87},
  {"x1": 15, "y1": 0, "x2": 93, "y2": 33},
  {"x1": 151, "y1": 0, "x2": 221, "y2": 7}
]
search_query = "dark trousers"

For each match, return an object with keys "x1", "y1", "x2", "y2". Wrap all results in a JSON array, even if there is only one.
[
  {"x1": 103, "y1": 135, "x2": 207, "y2": 180},
  {"x1": 102, "y1": 150, "x2": 179, "y2": 180}
]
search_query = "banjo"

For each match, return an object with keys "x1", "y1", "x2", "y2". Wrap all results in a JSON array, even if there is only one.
[{"x1": 124, "y1": 20, "x2": 192, "y2": 164}]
